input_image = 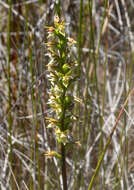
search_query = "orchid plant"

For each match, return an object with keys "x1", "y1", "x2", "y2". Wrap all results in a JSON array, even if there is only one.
[{"x1": 45, "y1": 14, "x2": 79, "y2": 189}]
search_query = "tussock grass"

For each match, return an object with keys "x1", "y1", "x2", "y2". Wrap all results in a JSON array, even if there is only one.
[{"x1": 0, "y1": 1, "x2": 134, "y2": 189}]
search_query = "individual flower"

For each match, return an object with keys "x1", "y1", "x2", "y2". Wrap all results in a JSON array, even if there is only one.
[
  {"x1": 44, "y1": 151, "x2": 61, "y2": 159},
  {"x1": 45, "y1": 41, "x2": 55, "y2": 47},
  {"x1": 68, "y1": 37, "x2": 77, "y2": 44},
  {"x1": 54, "y1": 15, "x2": 60, "y2": 24}
]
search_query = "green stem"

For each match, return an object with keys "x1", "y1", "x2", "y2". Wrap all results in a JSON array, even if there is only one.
[
  {"x1": 61, "y1": 143, "x2": 67, "y2": 190},
  {"x1": 24, "y1": 1, "x2": 37, "y2": 189}
]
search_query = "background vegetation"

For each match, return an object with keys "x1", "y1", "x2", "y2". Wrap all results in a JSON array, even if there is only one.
[{"x1": 0, "y1": 0, "x2": 134, "y2": 189}]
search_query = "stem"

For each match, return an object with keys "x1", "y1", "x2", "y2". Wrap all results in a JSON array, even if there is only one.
[
  {"x1": 88, "y1": 88, "x2": 134, "y2": 190},
  {"x1": 61, "y1": 143, "x2": 67, "y2": 190},
  {"x1": 7, "y1": 0, "x2": 13, "y2": 188}
]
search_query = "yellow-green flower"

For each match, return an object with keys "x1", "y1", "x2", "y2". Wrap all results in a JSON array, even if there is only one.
[{"x1": 44, "y1": 151, "x2": 61, "y2": 159}]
